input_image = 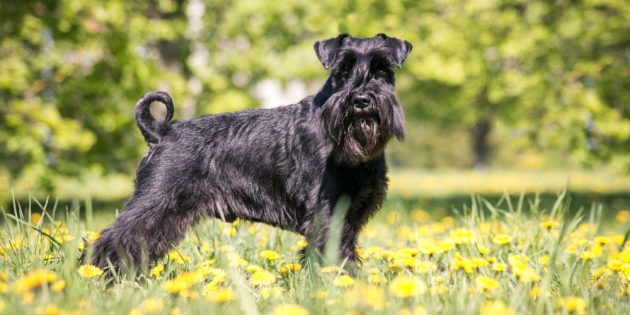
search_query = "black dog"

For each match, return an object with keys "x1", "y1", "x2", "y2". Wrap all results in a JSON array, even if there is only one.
[{"x1": 91, "y1": 34, "x2": 411, "y2": 273}]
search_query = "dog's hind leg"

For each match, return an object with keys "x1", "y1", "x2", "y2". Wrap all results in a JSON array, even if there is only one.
[{"x1": 91, "y1": 191, "x2": 203, "y2": 274}]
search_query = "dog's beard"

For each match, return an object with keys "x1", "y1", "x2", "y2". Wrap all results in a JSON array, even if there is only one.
[{"x1": 320, "y1": 85, "x2": 404, "y2": 165}]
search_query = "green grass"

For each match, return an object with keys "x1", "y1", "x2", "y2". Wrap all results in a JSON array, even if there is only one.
[
  {"x1": 4, "y1": 168, "x2": 630, "y2": 205},
  {"x1": 1, "y1": 192, "x2": 630, "y2": 314}
]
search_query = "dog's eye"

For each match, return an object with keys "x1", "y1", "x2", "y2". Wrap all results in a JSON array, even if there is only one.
[{"x1": 375, "y1": 69, "x2": 390, "y2": 77}]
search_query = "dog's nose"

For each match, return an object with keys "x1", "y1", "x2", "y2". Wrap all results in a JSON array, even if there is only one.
[{"x1": 353, "y1": 95, "x2": 370, "y2": 109}]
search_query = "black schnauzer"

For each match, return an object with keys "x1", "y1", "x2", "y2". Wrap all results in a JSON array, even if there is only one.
[{"x1": 90, "y1": 33, "x2": 412, "y2": 273}]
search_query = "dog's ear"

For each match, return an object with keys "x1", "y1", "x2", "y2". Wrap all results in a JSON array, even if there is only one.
[
  {"x1": 314, "y1": 34, "x2": 348, "y2": 69},
  {"x1": 377, "y1": 33, "x2": 412, "y2": 68}
]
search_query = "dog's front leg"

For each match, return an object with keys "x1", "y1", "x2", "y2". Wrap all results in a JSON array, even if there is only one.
[{"x1": 339, "y1": 158, "x2": 388, "y2": 265}]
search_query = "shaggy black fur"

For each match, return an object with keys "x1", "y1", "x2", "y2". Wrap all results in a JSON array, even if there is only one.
[{"x1": 90, "y1": 33, "x2": 412, "y2": 273}]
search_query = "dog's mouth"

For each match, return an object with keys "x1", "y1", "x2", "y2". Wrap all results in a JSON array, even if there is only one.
[
  {"x1": 345, "y1": 111, "x2": 381, "y2": 129},
  {"x1": 345, "y1": 111, "x2": 382, "y2": 145}
]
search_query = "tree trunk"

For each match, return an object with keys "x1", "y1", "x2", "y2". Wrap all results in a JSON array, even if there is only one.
[{"x1": 471, "y1": 119, "x2": 492, "y2": 170}]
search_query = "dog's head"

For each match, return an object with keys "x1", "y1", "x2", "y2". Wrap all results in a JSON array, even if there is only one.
[{"x1": 314, "y1": 34, "x2": 411, "y2": 165}]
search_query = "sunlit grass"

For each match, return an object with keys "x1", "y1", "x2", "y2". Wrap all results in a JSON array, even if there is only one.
[
  {"x1": 389, "y1": 169, "x2": 630, "y2": 198},
  {"x1": 4, "y1": 169, "x2": 630, "y2": 205},
  {"x1": 1, "y1": 192, "x2": 630, "y2": 314}
]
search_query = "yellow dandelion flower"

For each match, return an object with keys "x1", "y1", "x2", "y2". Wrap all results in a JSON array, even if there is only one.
[
  {"x1": 31, "y1": 213, "x2": 43, "y2": 225},
  {"x1": 14, "y1": 270, "x2": 57, "y2": 293},
  {"x1": 201, "y1": 241, "x2": 214, "y2": 252},
  {"x1": 472, "y1": 257, "x2": 489, "y2": 268},
  {"x1": 558, "y1": 296, "x2": 587, "y2": 315},
  {"x1": 615, "y1": 210, "x2": 630, "y2": 224},
  {"x1": 250, "y1": 270, "x2": 276, "y2": 286},
  {"x1": 260, "y1": 250, "x2": 280, "y2": 261},
  {"x1": 450, "y1": 257, "x2": 472, "y2": 273},
  {"x1": 480, "y1": 300, "x2": 515, "y2": 315},
  {"x1": 246, "y1": 265, "x2": 264, "y2": 274},
  {"x1": 449, "y1": 228, "x2": 475, "y2": 245},
  {"x1": 162, "y1": 280, "x2": 188, "y2": 294},
  {"x1": 280, "y1": 263, "x2": 302, "y2": 275},
  {"x1": 22, "y1": 291, "x2": 35, "y2": 303},
  {"x1": 392, "y1": 255, "x2": 416, "y2": 268},
  {"x1": 412, "y1": 305, "x2": 428, "y2": 315},
  {"x1": 77, "y1": 265, "x2": 104, "y2": 278},
  {"x1": 179, "y1": 289, "x2": 199, "y2": 300},
  {"x1": 272, "y1": 304, "x2": 308, "y2": 315},
  {"x1": 475, "y1": 276, "x2": 500, "y2": 293},
  {"x1": 415, "y1": 261, "x2": 436, "y2": 273},
  {"x1": 508, "y1": 255, "x2": 539, "y2": 283},
  {"x1": 411, "y1": 209, "x2": 430, "y2": 222},
  {"x1": 205, "y1": 287, "x2": 236, "y2": 303},
  {"x1": 478, "y1": 245, "x2": 490, "y2": 255},
  {"x1": 312, "y1": 290, "x2": 329, "y2": 299},
  {"x1": 437, "y1": 240, "x2": 455, "y2": 252},
  {"x1": 399, "y1": 248, "x2": 420, "y2": 257},
  {"x1": 223, "y1": 225, "x2": 237, "y2": 237},
  {"x1": 0, "y1": 282, "x2": 7, "y2": 293},
  {"x1": 84, "y1": 231, "x2": 101, "y2": 243},
  {"x1": 538, "y1": 255, "x2": 549, "y2": 265},
  {"x1": 345, "y1": 284, "x2": 385, "y2": 311},
  {"x1": 492, "y1": 263, "x2": 507, "y2": 272},
  {"x1": 1, "y1": 238, "x2": 22, "y2": 257},
  {"x1": 580, "y1": 244, "x2": 603, "y2": 260},
  {"x1": 188, "y1": 235, "x2": 199, "y2": 244},
  {"x1": 389, "y1": 275, "x2": 426, "y2": 298},
  {"x1": 418, "y1": 241, "x2": 441, "y2": 257},
  {"x1": 333, "y1": 275, "x2": 354, "y2": 288},
  {"x1": 492, "y1": 234, "x2": 513, "y2": 245},
  {"x1": 529, "y1": 287, "x2": 545, "y2": 298},
  {"x1": 291, "y1": 239, "x2": 308, "y2": 251},
  {"x1": 206, "y1": 269, "x2": 227, "y2": 288},
  {"x1": 51, "y1": 280, "x2": 65, "y2": 292},
  {"x1": 149, "y1": 265, "x2": 165, "y2": 278},
  {"x1": 541, "y1": 220, "x2": 559, "y2": 230},
  {"x1": 368, "y1": 273, "x2": 385, "y2": 285},
  {"x1": 620, "y1": 264, "x2": 630, "y2": 281},
  {"x1": 429, "y1": 285, "x2": 447, "y2": 295},
  {"x1": 387, "y1": 212, "x2": 399, "y2": 224},
  {"x1": 162, "y1": 270, "x2": 204, "y2": 294},
  {"x1": 167, "y1": 251, "x2": 191, "y2": 265},
  {"x1": 441, "y1": 216, "x2": 455, "y2": 228},
  {"x1": 591, "y1": 266, "x2": 611, "y2": 283},
  {"x1": 37, "y1": 305, "x2": 60, "y2": 315},
  {"x1": 261, "y1": 286, "x2": 283, "y2": 299},
  {"x1": 140, "y1": 298, "x2": 164, "y2": 313}
]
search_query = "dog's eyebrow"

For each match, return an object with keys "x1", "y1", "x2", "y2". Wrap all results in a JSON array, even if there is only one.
[
  {"x1": 368, "y1": 49, "x2": 397, "y2": 67},
  {"x1": 370, "y1": 54, "x2": 392, "y2": 66},
  {"x1": 332, "y1": 50, "x2": 358, "y2": 68}
]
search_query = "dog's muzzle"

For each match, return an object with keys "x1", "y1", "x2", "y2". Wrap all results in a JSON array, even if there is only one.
[
  {"x1": 352, "y1": 94, "x2": 370, "y2": 110},
  {"x1": 347, "y1": 94, "x2": 380, "y2": 128}
]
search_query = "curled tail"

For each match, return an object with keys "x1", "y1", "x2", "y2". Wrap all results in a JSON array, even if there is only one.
[{"x1": 135, "y1": 91, "x2": 175, "y2": 145}]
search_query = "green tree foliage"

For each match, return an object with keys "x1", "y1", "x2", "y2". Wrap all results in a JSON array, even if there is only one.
[{"x1": 0, "y1": 0, "x2": 629, "y2": 196}]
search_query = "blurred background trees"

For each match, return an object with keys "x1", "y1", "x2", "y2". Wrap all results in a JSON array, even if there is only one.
[{"x1": 1, "y1": 0, "x2": 629, "y2": 200}]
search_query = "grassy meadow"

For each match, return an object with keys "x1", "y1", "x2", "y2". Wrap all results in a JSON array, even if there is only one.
[{"x1": 1, "y1": 171, "x2": 630, "y2": 315}]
